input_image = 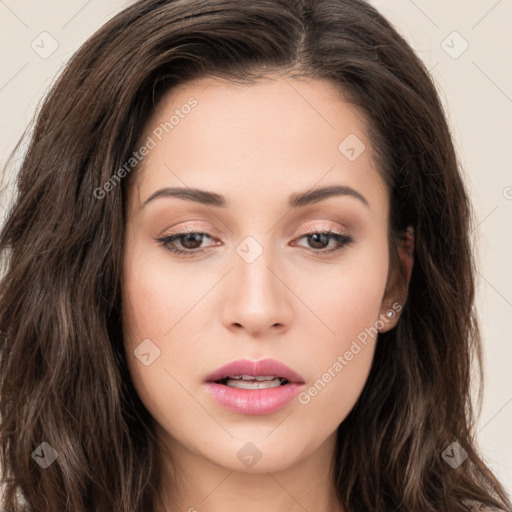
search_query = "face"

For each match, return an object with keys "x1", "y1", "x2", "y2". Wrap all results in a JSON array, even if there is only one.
[{"x1": 122, "y1": 76, "x2": 404, "y2": 476}]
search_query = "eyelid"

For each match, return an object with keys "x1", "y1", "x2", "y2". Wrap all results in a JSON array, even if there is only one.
[
  {"x1": 294, "y1": 223, "x2": 348, "y2": 237},
  {"x1": 159, "y1": 223, "x2": 219, "y2": 238}
]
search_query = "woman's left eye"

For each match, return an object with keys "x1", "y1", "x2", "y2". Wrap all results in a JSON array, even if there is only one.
[
  {"x1": 293, "y1": 231, "x2": 353, "y2": 254},
  {"x1": 156, "y1": 230, "x2": 353, "y2": 257}
]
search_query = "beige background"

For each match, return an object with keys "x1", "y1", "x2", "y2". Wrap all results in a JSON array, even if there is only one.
[{"x1": 1, "y1": 0, "x2": 511, "y2": 496}]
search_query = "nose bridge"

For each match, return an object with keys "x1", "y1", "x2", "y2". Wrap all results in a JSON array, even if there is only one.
[
  {"x1": 234, "y1": 233, "x2": 281, "y2": 304},
  {"x1": 222, "y1": 232, "x2": 291, "y2": 333}
]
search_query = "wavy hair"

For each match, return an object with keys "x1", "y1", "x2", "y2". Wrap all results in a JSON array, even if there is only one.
[{"x1": 1, "y1": 0, "x2": 510, "y2": 511}]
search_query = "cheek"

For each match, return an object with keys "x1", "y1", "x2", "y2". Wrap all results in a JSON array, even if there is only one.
[
  {"x1": 121, "y1": 244, "x2": 191, "y2": 409},
  {"x1": 122, "y1": 244, "x2": 203, "y2": 343},
  {"x1": 122, "y1": 239, "x2": 231, "y2": 429},
  {"x1": 291, "y1": 237, "x2": 389, "y2": 421},
  {"x1": 293, "y1": 234, "x2": 389, "y2": 344}
]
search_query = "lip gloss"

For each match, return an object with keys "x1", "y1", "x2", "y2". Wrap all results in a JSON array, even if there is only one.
[{"x1": 204, "y1": 381, "x2": 304, "y2": 415}]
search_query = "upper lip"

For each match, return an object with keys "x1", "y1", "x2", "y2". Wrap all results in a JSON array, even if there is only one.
[{"x1": 205, "y1": 358, "x2": 305, "y2": 384}]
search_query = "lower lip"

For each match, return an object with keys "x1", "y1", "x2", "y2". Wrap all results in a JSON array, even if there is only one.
[{"x1": 205, "y1": 382, "x2": 305, "y2": 415}]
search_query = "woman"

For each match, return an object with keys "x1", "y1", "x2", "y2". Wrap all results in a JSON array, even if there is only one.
[{"x1": 1, "y1": 0, "x2": 510, "y2": 511}]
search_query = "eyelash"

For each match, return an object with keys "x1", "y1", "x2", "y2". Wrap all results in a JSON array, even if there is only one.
[{"x1": 156, "y1": 229, "x2": 354, "y2": 257}]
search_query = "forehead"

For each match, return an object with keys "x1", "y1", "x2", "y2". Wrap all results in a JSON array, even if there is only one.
[{"x1": 130, "y1": 75, "x2": 388, "y2": 213}]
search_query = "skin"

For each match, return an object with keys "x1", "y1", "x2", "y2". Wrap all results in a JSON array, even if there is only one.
[{"x1": 122, "y1": 75, "x2": 413, "y2": 512}]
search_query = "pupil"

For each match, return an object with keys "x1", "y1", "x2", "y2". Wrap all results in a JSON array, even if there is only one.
[
  {"x1": 182, "y1": 233, "x2": 202, "y2": 249},
  {"x1": 309, "y1": 233, "x2": 328, "y2": 249}
]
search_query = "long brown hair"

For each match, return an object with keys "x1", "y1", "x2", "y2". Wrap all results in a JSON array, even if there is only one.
[{"x1": 1, "y1": 1, "x2": 510, "y2": 511}]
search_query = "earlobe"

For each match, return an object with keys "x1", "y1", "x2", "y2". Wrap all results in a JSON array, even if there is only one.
[{"x1": 378, "y1": 227, "x2": 415, "y2": 332}]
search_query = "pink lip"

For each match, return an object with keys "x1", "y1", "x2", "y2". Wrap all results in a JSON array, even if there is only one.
[
  {"x1": 204, "y1": 358, "x2": 305, "y2": 384},
  {"x1": 204, "y1": 358, "x2": 306, "y2": 415}
]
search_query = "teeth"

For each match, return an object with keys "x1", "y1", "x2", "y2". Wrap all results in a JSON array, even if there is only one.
[
  {"x1": 225, "y1": 377, "x2": 284, "y2": 389},
  {"x1": 227, "y1": 374, "x2": 279, "y2": 381}
]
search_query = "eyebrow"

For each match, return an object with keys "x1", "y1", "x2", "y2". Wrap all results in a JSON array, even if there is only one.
[{"x1": 142, "y1": 184, "x2": 369, "y2": 209}]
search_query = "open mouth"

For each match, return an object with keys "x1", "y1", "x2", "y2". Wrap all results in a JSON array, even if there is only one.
[
  {"x1": 204, "y1": 360, "x2": 305, "y2": 414},
  {"x1": 215, "y1": 375, "x2": 289, "y2": 389}
]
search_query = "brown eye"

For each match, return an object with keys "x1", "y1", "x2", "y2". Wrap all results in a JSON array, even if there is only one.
[
  {"x1": 178, "y1": 233, "x2": 206, "y2": 250},
  {"x1": 294, "y1": 231, "x2": 353, "y2": 255},
  {"x1": 157, "y1": 232, "x2": 215, "y2": 255}
]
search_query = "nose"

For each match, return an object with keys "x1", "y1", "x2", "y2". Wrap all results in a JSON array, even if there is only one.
[{"x1": 221, "y1": 238, "x2": 293, "y2": 338}]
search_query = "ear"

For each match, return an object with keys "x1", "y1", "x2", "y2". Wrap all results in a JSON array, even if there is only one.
[{"x1": 378, "y1": 227, "x2": 414, "y2": 333}]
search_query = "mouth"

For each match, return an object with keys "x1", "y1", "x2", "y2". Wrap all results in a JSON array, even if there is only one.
[
  {"x1": 214, "y1": 375, "x2": 289, "y2": 389},
  {"x1": 204, "y1": 358, "x2": 305, "y2": 415},
  {"x1": 205, "y1": 358, "x2": 305, "y2": 387}
]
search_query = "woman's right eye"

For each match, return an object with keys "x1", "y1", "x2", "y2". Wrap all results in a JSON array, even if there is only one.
[{"x1": 156, "y1": 232, "x2": 215, "y2": 256}]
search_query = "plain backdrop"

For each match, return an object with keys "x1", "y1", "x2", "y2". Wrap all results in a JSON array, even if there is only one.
[{"x1": 1, "y1": 0, "x2": 511, "y2": 498}]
